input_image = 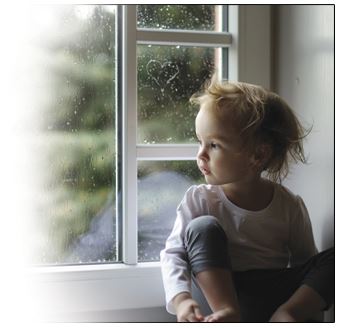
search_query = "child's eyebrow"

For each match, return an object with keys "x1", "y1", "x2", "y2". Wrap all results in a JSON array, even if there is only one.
[
  {"x1": 195, "y1": 131, "x2": 236, "y2": 143},
  {"x1": 206, "y1": 134, "x2": 232, "y2": 142}
]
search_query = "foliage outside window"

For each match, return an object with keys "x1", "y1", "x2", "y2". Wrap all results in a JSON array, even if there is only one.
[
  {"x1": 30, "y1": 5, "x2": 228, "y2": 265},
  {"x1": 31, "y1": 5, "x2": 117, "y2": 264}
]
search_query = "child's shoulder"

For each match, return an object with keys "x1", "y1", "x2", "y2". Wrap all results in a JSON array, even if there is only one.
[
  {"x1": 274, "y1": 183, "x2": 304, "y2": 206},
  {"x1": 185, "y1": 184, "x2": 221, "y2": 199},
  {"x1": 186, "y1": 183, "x2": 219, "y2": 192}
]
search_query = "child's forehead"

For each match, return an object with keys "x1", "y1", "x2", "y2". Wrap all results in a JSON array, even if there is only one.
[
  {"x1": 199, "y1": 100, "x2": 237, "y2": 123},
  {"x1": 196, "y1": 103, "x2": 241, "y2": 137}
]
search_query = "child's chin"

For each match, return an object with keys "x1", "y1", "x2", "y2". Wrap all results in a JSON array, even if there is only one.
[
  {"x1": 205, "y1": 177, "x2": 227, "y2": 185},
  {"x1": 205, "y1": 178, "x2": 221, "y2": 185}
]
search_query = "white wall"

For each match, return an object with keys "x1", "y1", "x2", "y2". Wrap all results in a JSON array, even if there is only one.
[
  {"x1": 274, "y1": 5, "x2": 334, "y2": 251},
  {"x1": 233, "y1": 5, "x2": 271, "y2": 89}
]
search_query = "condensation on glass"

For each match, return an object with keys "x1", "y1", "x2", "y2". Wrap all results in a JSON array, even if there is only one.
[
  {"x1": 30, "y1": 5, "x2": 117, "y2": 265},
  {"x1": 137, "y1": 45, "x2": 228, "y2": 144},
  {"x1": 28, "y1": 5, "x2": 229, "y2": 265},
  {"x1": 137, "y1": 5, "x2": 228, "y2": 32},
  {"x1": 137, "y1": 161, "x2": 204, "y2": 262},
  {"x1": 136, "y1": 6, "x2": 229, "y2": 262}
]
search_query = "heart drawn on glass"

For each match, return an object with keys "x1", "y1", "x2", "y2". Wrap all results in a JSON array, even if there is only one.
[{"x1": 146, "y1": 60, "x2": 180, "y2": 94}]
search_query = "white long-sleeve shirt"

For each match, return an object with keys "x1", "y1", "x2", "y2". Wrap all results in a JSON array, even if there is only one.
[{"x1": 160, "y1": 183, "x2": 317, "y2": 314}]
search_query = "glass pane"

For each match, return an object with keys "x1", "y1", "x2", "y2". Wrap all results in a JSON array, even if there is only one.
[
  {"x1": 28, "y1": 5, "x2": 117, "y2": 265},
  {"x1": 138, "y1": 161, "x2": 204, "y2": 262},
  {"x1": 137, "y1": 5, "x2": 228, "y2": 32},
  {"x1": 138, "y1": 45, "x2": 227, "y2": 144}
]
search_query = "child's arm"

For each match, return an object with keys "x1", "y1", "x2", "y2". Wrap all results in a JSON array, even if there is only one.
[
  {"x1": 160, "y1": 186, "x2": 204, "y2": 317},
  {"x1": 173, "y1": 292, "x2": 204, "y2": 322},
  {"x1": 160, "y1": 217, "x2": 194, "y2": 315}
]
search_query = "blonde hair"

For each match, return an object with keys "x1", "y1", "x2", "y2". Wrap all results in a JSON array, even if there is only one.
[{"x1": 190, "y1": 77, "x2": 309, "y2": 183}]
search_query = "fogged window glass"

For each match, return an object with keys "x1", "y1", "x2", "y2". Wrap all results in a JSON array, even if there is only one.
[
  {"x1": 137, "y1": 5, "x2": 227, "y2": 31},
  {"x1": 30, "y1": 5, "x2": 117, "y2": 265},
  {"x1": 138, "y1": 45, "x2": 227, "y2": 144},
  {"x1": 138, "y1": 161, "x2": 204, "y2": 262}
]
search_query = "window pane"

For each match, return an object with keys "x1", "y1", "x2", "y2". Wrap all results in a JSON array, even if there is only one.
[
  {"x1": 29, "y1": 5, "x2": 117, "y2": 265},
  {"x1": 138, "y1": 161, "x2": 204, "y2": 262},
  {"x1": 138, "y1": 45, "x2": 227, "y2": 144},
  {"x1": 137, "y1": 5, "x2": 228, "y2": 32}
]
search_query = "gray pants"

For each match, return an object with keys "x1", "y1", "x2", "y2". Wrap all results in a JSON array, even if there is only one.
[{"x1": 185, "y1": 216, "x2": 334, "y2": 322}]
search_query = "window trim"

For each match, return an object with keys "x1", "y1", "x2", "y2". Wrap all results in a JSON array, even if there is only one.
[
  {"x1": 30, "y1": 5, "x2": 271, "y2": 319},
  {"x1": 122, "y1": 4, "x2": 138, "y2": 266},
  {"x1": 29, "y1": 262, "x2": 164, "y2": 315},
  {"x1": 137, "y1": 144, "x2": 198, "y2": 161}
]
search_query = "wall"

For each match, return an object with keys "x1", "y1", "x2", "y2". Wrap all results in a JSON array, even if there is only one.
[
  {"x1": 235, "y1": 5, "x2": 271, "y2": 89},
  {"x1": 274, "y1": 5, "x2": 334, "y2": 321},
  {"x1": 274, "y1": 5, "x2": 334, "y2": 251}
]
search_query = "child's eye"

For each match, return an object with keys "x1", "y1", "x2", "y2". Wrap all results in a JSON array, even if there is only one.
[{"x1": 210, "y1": 142, "x2": 219, "y2": 149}]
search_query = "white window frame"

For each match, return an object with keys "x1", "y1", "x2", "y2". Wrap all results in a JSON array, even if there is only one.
[{"x1": 29, "y1": 5, "x2": 271, "y2": 320}]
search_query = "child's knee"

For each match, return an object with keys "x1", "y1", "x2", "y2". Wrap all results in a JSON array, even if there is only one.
[
  {"x1": 269, "y1": 306, "x2": 298, "y2": 322},
  {"x1": 303, "y1": 247, "x2": 334, "y2": 309},
  {"x1": 184, "y1": 216, "x2": 231, "y2": 274},
  {"x1": 185, "y1": 216, "x2": 226, "y2": 241}
]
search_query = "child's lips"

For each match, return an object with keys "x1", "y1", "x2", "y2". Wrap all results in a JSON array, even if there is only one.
[{"x1": 199, "y1": 166, "x2": 211, "y2": 175}]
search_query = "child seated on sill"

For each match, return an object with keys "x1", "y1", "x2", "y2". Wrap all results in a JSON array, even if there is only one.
[{"x1": 160, "y1": 76, "x2": 334, "y2": 322}]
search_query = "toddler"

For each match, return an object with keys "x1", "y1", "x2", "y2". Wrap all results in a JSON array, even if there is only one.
[{"x1": 160, "y1": 77, "x2": 334, "y2": 322}]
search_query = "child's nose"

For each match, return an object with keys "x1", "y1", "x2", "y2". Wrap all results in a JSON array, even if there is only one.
[{"x1": 197, "y1": 145, "x2": 209, "y2": 161}]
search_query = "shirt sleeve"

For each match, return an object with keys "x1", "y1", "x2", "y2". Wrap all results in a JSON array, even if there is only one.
[
  {"x1": 160, "y1": 185, "x2": 203, "y2": 314},
  {"x1": 288, "y1": 195, "x2": 317, "y2": 267}
]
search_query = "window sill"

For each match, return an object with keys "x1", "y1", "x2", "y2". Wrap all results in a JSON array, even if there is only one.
[{"x1": 28, "y1": 262, "x2": 166, "y2": 317}]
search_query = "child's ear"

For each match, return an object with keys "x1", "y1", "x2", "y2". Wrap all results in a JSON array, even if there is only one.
[{"x1": 250, "y1": 143, "x2": 272, "y2": 170}]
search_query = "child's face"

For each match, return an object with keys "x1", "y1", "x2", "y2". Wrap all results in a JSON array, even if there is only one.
[{"x1": 195, "y1": 103, "x2": 254, "y2": 186}]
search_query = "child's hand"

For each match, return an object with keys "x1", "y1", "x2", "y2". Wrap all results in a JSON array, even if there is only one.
[
  {"x1": 176, "y1": 298, "x2": 204, "y2": 322},
  {"x1": 203, "y1": 308, "x2": 241, "y2": 322},
  {"x1": 173, "y1": 293, "x2": 204, "y2": 322}
]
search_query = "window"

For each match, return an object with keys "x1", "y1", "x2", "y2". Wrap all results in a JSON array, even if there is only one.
[
  {"x1": 134, "y1": 5, "x2": 230, "y2": 263},
  {"x1": 30, "y1": 4, "x2": 231, "y2": 266},
  {"x1": 27, "y1": 4, "x2": 271, "y2": 318}
]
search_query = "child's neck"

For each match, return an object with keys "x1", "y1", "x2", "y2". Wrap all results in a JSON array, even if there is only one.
[{"x1": 222, "y1": 177, "x2": 274, "y2": 211}]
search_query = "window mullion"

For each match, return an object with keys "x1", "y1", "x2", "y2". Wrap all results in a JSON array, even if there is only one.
[
  {"x1": 122, "y1": 5, "x2": 138, "y2": 265},
  {"x1": 228, "y1": 5, "x2": 239, "y2": 82},
  {"x1": 137, "y1": 144, "x2": 199, "y2": 161},
  {"x1": 137, "y1": 28, "x2": 232, "y2": 47}
]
